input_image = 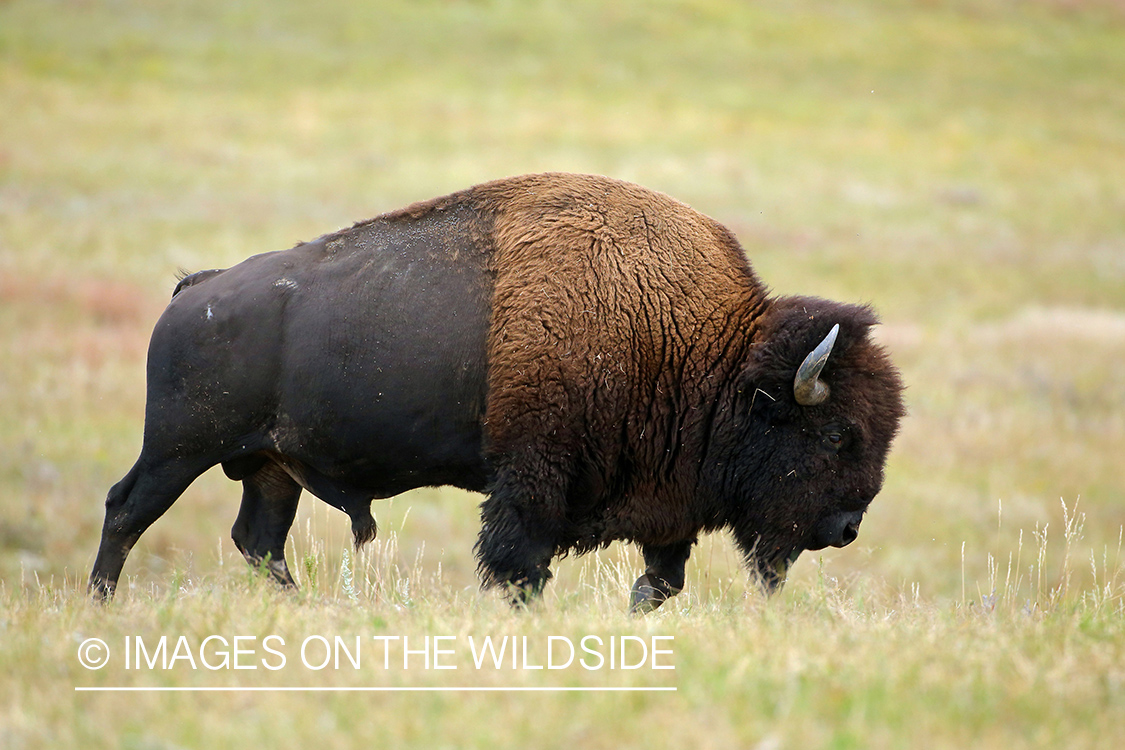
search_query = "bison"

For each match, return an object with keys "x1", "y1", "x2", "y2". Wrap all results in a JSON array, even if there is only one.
[{"x1": 90, "y1": 173, "x2": 904, "y2": 612}]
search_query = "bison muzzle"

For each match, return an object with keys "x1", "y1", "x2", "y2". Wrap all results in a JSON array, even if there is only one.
[{"x1": 89, "y1": 173, "x2": 905, "y2": 612}]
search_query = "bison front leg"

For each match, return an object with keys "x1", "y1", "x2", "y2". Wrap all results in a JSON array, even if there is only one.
[
  {"x1": 474, "y1": 485, "x2": 558, "y2": 606},
  {"x1": 230, "y1": 460, "x2": 302, "y2": 587},
  {"x1": 629, "y1": 539, "x2": 694, "y2": 614}
]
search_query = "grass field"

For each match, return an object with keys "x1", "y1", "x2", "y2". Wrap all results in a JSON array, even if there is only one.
[{"x1": 2, "y1": 0, "x2": 1124, "y2": 747}]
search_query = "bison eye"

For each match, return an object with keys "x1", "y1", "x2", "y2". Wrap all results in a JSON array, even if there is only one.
[{"x1": 819, "y1": 425, "x2": 847, "y2": 452}]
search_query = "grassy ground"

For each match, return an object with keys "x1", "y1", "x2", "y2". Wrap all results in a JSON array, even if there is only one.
[{"x1": 2, "y1": 0, "x2": 1124, "y2": 747}]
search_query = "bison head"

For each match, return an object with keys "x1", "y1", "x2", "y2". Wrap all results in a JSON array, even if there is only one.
[{"x1": 714, "y1": 296, "x2": 905, "y2": 593}]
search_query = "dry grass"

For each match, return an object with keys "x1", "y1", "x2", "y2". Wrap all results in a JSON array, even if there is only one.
[{"x1": 2, "y1": 504, "x2": 1123, "y2": 749}]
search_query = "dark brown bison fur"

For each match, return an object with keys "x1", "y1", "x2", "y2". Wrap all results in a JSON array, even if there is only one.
[
  {"x1": 469, "y1": 176, "x2": 900, "y2": 597},
  {"x1": 89, "y1": 172, "x2": 904, "y2": 610}
]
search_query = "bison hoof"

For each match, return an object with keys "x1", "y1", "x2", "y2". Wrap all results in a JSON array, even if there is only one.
[
  {"x1": 87, "y1": 575, "x2": 116, "y2": 602},
  {"x1": 629, "y1": 574, "x2": 669, "y2": 615},
  {"x1": 501, "y1": 568, "x2": 551, "y2": 608}
]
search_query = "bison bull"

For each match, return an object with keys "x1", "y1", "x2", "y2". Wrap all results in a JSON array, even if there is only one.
[{"x1": 90, "y1": 173, "x2": 904, "y2": 611}]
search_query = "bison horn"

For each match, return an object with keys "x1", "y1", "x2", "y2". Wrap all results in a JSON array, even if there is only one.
[{"x1": 793, "y1": 323, "x2": 839, "y2": 406}]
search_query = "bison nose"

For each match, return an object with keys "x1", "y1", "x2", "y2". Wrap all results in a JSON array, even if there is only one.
[{"x1": 810, "y1": 511, "x2": 864, "y2": 550}]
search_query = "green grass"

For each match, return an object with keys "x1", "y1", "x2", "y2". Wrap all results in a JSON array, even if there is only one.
[
  {"x1": 2, "y1": 0, "x2": 1124, "y2": 747},
  {"x1": 2, "y1": 515, "x2": 1123, "y2": 749}
]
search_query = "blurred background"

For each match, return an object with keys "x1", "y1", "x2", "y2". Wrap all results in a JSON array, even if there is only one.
[{"x1": 2, "y1": 0, "x2": 1123, "y2": 602}]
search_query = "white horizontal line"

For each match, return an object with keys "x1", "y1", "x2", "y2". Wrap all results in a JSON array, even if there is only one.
[{"x1": 75, "y1": 686, "x2": 676, "y2": 693}]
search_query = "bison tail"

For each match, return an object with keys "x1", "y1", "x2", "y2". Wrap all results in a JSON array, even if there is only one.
[{"x1": 172, "y1": 268, "x2": 226, "y2": 298}]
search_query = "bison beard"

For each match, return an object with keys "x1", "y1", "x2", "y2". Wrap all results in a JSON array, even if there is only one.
[{"x1": 89, "y1": 173, "x2": 905, "y2": 612}]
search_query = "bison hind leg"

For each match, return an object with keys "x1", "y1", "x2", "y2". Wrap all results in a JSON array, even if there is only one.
[
  {"x1": 90, "y1": 454, "x2": 213, "y2": 599},
  {"x1": 629, "y1": 539, "x2": 694, "y2": 615},
  {"x1": 230, "y1": 459, "x2": 302, "y2": 587}
]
